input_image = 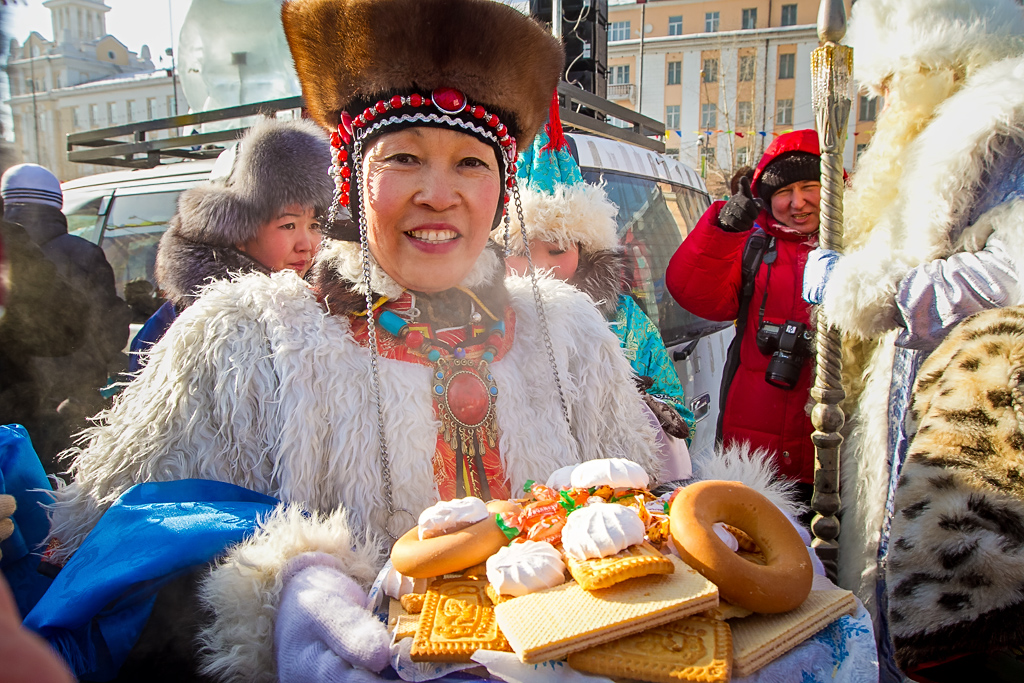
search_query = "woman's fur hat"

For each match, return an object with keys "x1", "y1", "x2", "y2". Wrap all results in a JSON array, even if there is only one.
[
  {"x1": 171, "y1": 117, "x2": 333, "y2": 248},
  {"x1": 280, "y1": 0, "x2": 563, "y2": 146},
  {"x1": 849, "y1": 0, "x2": 1024, "y2": 96}
]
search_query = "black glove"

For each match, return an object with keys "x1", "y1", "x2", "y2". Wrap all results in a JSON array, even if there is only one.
[{"x1": 717, "y1": 176, "x2": 760, "y2": 233}]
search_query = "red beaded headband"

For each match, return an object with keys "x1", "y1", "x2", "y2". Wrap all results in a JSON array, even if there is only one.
[{"x1": 329, "y1": 87, "x2": 518, "y2": 210}]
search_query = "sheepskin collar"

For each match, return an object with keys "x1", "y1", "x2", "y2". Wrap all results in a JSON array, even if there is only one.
[
  {"x1": 154, "y1": 225, "x2": 271, "y2": 309},
  {"x1": 892, "y1": 54, "x2": 1024, "y2": 262},
  {"x1": 568, "y1": 249, "x2": 627, "y2": 318},
  {"x1": 310, "y1": 238, "x2": 509, "y2": 327}
]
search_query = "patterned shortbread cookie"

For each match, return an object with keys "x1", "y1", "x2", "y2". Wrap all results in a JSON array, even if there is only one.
[
  {"x1": 567, "y1": 616, "x2": 731, "y2": 683},
  {"x1": 701, "y1": 600, "x2": 753, "y2": 621},
  {"x1": 409, "y1": 578, "x2": 511, "y2": 662},
  {"x1": 495, "y1": 555, "x2": 718, "y2": 663},
  {"x1": 566, "y1": 540, "x2": 675, "y2": 590},
  {"x1": 731, "y1": 589, "x2": 857, "y2": 676}
]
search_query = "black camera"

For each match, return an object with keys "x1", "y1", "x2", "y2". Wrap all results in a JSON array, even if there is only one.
[{"x1": 755, "y1": 320, "x2": 813, "y2": 390}]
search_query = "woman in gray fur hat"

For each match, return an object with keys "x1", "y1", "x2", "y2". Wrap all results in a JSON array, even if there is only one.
[{"x1": 129, "y1": 117, "x2": 332, "y2": 371}]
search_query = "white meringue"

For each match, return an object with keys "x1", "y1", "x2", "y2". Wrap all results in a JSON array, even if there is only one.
[
  {"x1": 561, "y1": 503, "x2": 645, "y2": 561},
  {"x1": 545, "y1": 464, "x2": 577, "y2": 491},
  {"x1": 486, "y1": 541, "x2": 566, "y2": 597},
  {"x1": 569, "y1": 458, "x2": 649, "y2": 490},
  {"x1": 417, "y1": 497, "x2": 489, "y2": 540},
  {"x1": 382, "y1": 566, "x2": 429, "y2": 599}
]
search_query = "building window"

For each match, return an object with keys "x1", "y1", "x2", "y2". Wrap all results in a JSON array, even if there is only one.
[
  {"x1": 147, "y1": 97, "x2": 157, "y2": 119},
  {"x1": 776, "y1": 98, "x2": 793, "y2": 126},
  {"x1": 107, "y1": 102, "x2": 116, "y2": 125},
  {"x1": 107, "y1": 50, "x2": 116, "y2": 60},
  {"x1": 702, "y1": 58, "x2": 718, "y2": 83},
  {"x1": 778, "y1": 53, "x2": 795, "y2": 79},
  {"x1": 89, "y1": 104, "x2": 99, "y2": 127},
  {"x1": 737, "y1": 101, "x2": 753, "y2": 127},
  {"x1": 71, "y1": 108, "x2": 80, "y2": 130},
  {"x1": 611, "y1": 64, "x2": 630, "y2": 84},
  {"x1": 666, "y1": 105, "x2": 681, "y2": 130},
  {"x1": 667, "y1": 61, "x2": 681, "y2": 85},
  {"x1": 668, "y1": 15, "x2": 682, "y2": 36},
  {"x1": 126, "y1": 100, "x2": 135, "y2": 123},
  {"x1": 737, "y1": 146, "x2": 750, "y2": 166},
  {"x1": 781, "y1": 4, "x2": 798, "y2": 27},
  {"x1": 739, "y1": 55, "x2": 756, "y2": 81},
  {"x1": 609, "y1": 21, "x2": 631, "y2": 42},
  {"x1": 859, "y1": 95, "x2": 879, "y2": 122},
  {"x1": 705, "y1": 11, "x2": 719, "y2": 33},
  {"x1": 742, "y1": 8, "x2": 758, "y2": 30},
  {"x1": 701, "y1": 103, "x2": 717, "y2": 129}
]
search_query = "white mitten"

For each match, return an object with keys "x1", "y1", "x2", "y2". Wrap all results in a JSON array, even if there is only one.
[{"x1": 275, "y1": 552, "x2": 391, "y2": 683}]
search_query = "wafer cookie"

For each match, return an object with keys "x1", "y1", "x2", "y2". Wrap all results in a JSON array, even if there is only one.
[
  {"x1": 566, "y1": 540, "x2": 675, "y2": 590},
  {"x1": 567, "y1": 616, "x2": 731, "y2": 683},
  {"x1": 409, "y1": 577, "x2": 511, "y2": 662},
  {"x1": 731, "y1": 589, "x2": 857, "y2": 676},
  {"x1": 495, "y1": 555, "x2": 718, "y2": 663},
  {"x1": 394, "y1": 614, "x2": 420, "y2": 640}
]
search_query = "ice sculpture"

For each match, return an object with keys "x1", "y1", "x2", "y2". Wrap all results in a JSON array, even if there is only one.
[{"x1": 177, "y1": 0, "x2": 301, "y2": 114}]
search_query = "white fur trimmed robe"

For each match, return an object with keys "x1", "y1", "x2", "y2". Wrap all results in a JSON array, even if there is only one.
[
  {"x1": 823, "y1": 54, "x2": 1024, "y2": 617},
  {"x1": 47, "y1": 243, "x2": 663, "y2": 682}
]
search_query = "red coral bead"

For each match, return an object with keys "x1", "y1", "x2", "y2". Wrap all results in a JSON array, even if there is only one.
[
  {"x1": 405, "y1": 331, "x2": 425, "y2": 349},
  {"x1": 410, "y1": 93, "x2": 423, "y2": 107},
  {"x1": 339, "y1": 149, "x2": 348, "y2": 162},
  {"x1": 500, "y1": 137, "x2": 512, "y2": 147},
  {"x1": 354, "y1": 116, "x2": 365, "y2": 128},
  {"x1": 330, "y1": 131, "x2": 341, "y2": 148},
  {"x1": 504, "y1": 194, "x2": 510, "y2": 203},
  {"x1": 341, "y1": 181, "x2": 350, "y2": 193},
  {"x1": 340, "y1": 193, "x2": 350, "y2": 207},
  {"x1": 487, "y1": 115, "x2": 499, "y2": 128},
  {"x1": 375, "y1": 101, "x2": 388, "y2": 114},
  {"x1": 496, "y1": 124, "x2": 507, "y2": 137},
  {"x1": 341, "y1": 166, "x2": 351, "y2": 178},
  {"x1": 391, "y1": 95, "x2": 404, "y2": 109},
  {"x1": 364, "y1": 108, "x2": 375, "y2": 121},
  {"x1": 472, "y1": 106, "x2": 485, "y2": 119},
  {"x1": 423, "y1": 99, "x2": 432, "y2": 107}
]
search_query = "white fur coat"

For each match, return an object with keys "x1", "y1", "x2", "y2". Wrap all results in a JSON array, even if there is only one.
[
  {"x1": 48, "y1": 252, "x2": 665, "y2": 681},
  {"x1": 823, "y1": 55, "x2": 1024, "y2": 614}
]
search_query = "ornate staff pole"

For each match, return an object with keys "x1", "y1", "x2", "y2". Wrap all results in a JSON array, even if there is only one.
[{"x1": 809, "y1": 0, "x2": 852, "y2": 582}]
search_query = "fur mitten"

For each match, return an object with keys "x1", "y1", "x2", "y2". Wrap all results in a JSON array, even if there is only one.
[{"x1": 275, "y1": 552, "x2": 390, "y2": 682}]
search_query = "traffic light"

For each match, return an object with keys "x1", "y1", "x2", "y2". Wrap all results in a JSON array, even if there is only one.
[{"x1": 529, "y1": 0, "x2": 608, "y2": 98}]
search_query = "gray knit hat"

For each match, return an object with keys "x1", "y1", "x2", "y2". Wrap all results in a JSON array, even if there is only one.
[
  {"x1": 172, "y1": 117, "x2": 333, "y2": 247},
  {"x1": 1, "y1": 164, "x2": 63, "y2": 209}
]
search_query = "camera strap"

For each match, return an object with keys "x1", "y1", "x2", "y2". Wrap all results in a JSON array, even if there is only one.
[{"x1": 717, "y1": 228, "x2": 774, "y2": 443}]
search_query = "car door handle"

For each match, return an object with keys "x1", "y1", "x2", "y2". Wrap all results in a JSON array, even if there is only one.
[{"x1": 690, "y1": 393, "x2": 711, "y2": 423}]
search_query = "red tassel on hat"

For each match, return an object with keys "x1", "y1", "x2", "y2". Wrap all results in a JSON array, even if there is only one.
[{"x1": 542, "y1": 91, "x2": 567, "y2": 152}]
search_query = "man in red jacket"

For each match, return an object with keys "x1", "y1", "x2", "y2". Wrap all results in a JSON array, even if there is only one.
[{"x1": 667, "y1": 130, "x2": 821, "y2": 502}]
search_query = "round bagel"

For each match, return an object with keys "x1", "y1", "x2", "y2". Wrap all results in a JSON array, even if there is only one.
[
  {"x1": 390, "y1": 499, "x2": 519, "y2": 578},
  {"x1": 669, "y1": 480, "x2": 812, "y2": 613}
]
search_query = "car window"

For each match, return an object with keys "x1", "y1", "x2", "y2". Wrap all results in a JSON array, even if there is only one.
[
  {"x1": 100, "y1": 191, "x2": 182, "y2": 297},
  {"x1": 62, "y1": 191, "x2": 107, "y2": 241},
  {"x1": 582, "y1": 169, "x2": 717, "y2": 345}
]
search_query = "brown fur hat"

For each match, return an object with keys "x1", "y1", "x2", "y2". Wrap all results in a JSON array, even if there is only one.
[
  {"x1": 281, "y1": 0, "x2": 563, "y2": 146},
  {"x1": 172, "y1": 117, "x2": 333, "y2": 248}
]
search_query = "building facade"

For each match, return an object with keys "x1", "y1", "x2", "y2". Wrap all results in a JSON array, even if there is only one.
[
  {"x1": 607, "y1": 0, "x2": 876, "y2": 196},
  {"x1": 6, "y1": 0, "x2": 186, "y2": 181}
]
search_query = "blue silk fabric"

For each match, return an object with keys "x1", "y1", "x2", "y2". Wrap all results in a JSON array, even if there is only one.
[
  {"x1": 23, "y1": 479, "x2": 278, "y2": 681},
  {"x1": 0, "y1": 424, "x2": 56, "y2": 617}
]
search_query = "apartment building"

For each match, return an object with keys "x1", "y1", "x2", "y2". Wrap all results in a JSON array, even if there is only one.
[
  {"x1": 607, "y1": 0, "x2": 876, "y2": 193},
  {"x1": 6, "y1": 0, "x2": 186, "y2": 181}
]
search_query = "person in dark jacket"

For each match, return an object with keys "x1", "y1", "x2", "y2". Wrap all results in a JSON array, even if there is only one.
[
  {"x1": 666, "y1": 130, "x2": 822, "y2": 500},
  {"x1": 0, "y1": 220, "x2": 87, "y2": 441},
  {"x1": 128, "y1": 117, "x2": 333, "y2": 374},
  {"x1": 1, "y1": 165, "x2": 131, "y2": 472}
]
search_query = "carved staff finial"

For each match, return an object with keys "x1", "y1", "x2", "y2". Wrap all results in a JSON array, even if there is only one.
[{"x1": 809, "y1": 0, "x2": 852, "y2": 582}]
